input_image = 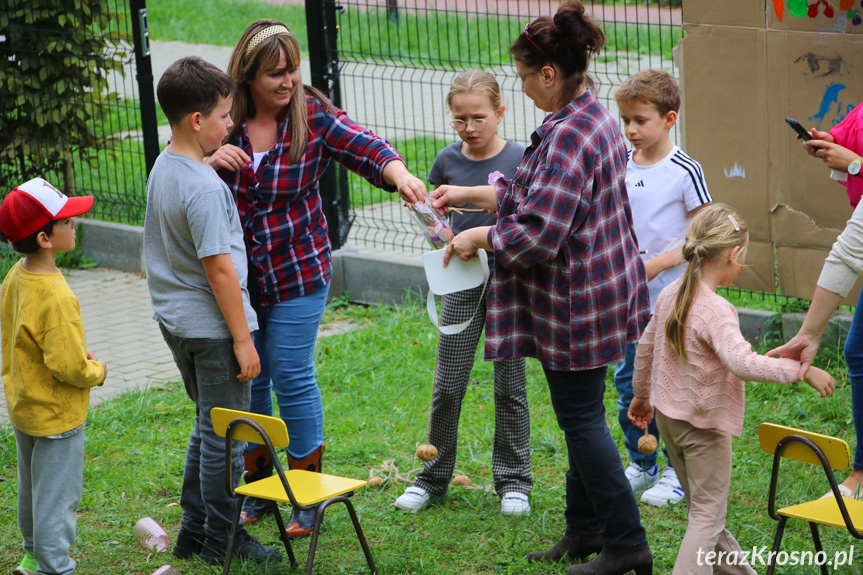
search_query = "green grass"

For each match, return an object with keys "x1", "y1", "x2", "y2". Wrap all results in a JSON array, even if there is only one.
[
  {"x1": 0, "y1": 298, "x2": 853, "y2": 574},
  {"x1": 144, "y1": 0, "x2": 679, "y2": 63},
  {"x1": 146, "y1": 0, "x2": 309, "y2": 48}
]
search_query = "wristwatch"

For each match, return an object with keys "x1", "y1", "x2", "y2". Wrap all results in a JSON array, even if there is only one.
[{"x1": 850, "y1": 156, "x2": 863, "y2": 177}]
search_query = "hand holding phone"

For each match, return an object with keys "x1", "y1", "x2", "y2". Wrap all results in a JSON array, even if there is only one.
[{"x1": 785, "y1": 117, "x2": 813, "y2": 141}]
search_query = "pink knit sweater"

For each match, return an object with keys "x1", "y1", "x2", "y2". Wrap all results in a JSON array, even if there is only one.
[{"x1": 632, "y1": 278, "x2": 803, "y2": 436}]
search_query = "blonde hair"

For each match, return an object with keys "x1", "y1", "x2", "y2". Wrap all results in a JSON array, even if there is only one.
[
  {"x1": 445, "y1": 69, "x2": 503, "y2": 113},
  {"x1": 614, "y1": 69, "x2": 680, "y2": 117},
  {"x1": 665, "y1": 204, "x2": 749, "y2": 360},
  {"x1": 226, "y1": 19, "x2": 333, "y2": 164}
]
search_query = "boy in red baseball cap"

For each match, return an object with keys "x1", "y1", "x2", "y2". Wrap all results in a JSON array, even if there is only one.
[{"x1": 0, "y1": 177, "x2": 107, "y2": 575}]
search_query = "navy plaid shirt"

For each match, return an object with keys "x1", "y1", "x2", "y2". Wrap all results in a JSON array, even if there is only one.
[
  {"x1": 486, "y1": 90, "x2": 649, "y2": 371},
  {"x1": 220, "y1": 94, "x2": 402, "y2": 310}
]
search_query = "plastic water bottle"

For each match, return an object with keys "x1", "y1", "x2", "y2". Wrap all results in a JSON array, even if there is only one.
[
  {"x1": 133, "y1": 517, "x2": 170, "y2": 552},
  {"x1": 151, "y1": 567, "x2": 180, "y2": 575}
]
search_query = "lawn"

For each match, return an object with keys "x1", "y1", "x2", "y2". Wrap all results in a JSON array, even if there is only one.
[
  {"x1": 145, "y1": 0, "x2": 681, "y2": 62},
  {"x1": 0, "y1": 298, "x2": 854, "y2": 574}
]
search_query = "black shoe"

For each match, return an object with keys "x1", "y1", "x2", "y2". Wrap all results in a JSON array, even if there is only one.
[
  {"x1": 527, "y1": 534, "x2": 603, "y2": 563},
  {"x1": 199, "y1": 530, "x2": 283, "y2": 565},
  {"x1": 567, "y1": 547, "x2": 653, "y2": 575},
  {"x1": 173, "y1": 527, "x2": 205, "y2": 559}
]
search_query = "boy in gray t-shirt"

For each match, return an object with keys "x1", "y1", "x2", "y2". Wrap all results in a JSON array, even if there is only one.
[{"x1": 144, "y1": 56, "x2": 281, "y2": 566}]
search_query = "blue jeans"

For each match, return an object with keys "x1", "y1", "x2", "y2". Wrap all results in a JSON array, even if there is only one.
[
  {"x1": 160, "y1": 324, "x2": 251, "y2": 543},
  {"x1": 544, "y1": 366, "x2": 649, "y2": 554},
  {"x1": 845, "y1": 288, "x2": 863, "y2": 471},
  {"x1": 614, "y1": 342, "x2": 670, "y2": 469},
  {"x1": 248, "y1": 283, "x2": 329, "y2": 460}
]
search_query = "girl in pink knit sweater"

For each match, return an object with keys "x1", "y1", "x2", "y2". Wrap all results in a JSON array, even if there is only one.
[{"x1": 628, "y1": 204, "x2": 835, "y2": 575}]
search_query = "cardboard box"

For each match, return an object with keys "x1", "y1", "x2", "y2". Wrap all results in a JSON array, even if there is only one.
[
  {"x1": 684, "y1": 0, "x2": 863, "y2": 33},
  {"x1": 767, "y1": 0, "x2": 863, "y2": 34},
  {"x1": 680, "y1": 25, "x2": 771, "y2": 241},
  {"x1": 776, "y1": 245, "x2": 863, "y2": 303},
  {"x1": 734, "y1": 239, "x2": 776, "y2": 293},
  {"x1": 770, "y1": 203, "x2": 847, "y2": 250},
  {"x1": 682, "y1": 4, "x2": 863, "y2": 300},
  {"x1": 683, "y1": 0, "x2": 764, "y2": 29},
  {"x1": 768, "y1": 30, "x2": 863, "y2": 246}
]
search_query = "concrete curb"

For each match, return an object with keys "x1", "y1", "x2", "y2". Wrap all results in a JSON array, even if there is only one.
[{"x1": 71, "y1": 218, "x2": 853, "y2": 348}]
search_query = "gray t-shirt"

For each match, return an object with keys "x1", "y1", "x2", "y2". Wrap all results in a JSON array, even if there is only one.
[
  {"x1": 144, "y1": 150, "x2": 257, "y2": 338},
  {"x1": 428, "y1": 140, "x2": 525, "y2": 268}
]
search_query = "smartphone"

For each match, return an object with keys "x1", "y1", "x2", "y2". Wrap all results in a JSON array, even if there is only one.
[{"x1": 785, "y1": 117, "x2": 813, "y2": 141}]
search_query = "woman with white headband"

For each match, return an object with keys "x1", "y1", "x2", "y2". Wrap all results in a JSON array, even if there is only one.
[{"x1": 207, "y1": 18, "x2": 427, "y2": 538}]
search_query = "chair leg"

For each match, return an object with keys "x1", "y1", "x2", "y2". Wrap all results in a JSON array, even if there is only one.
[
  {"x1": 766, "y1": 517, "x2": 787, "y2": 575},
  {"x1": 808, "y1": 522, "x2": 830, "y2": 575},
  {"x1": 271, "y1": 501, "x2": 298, "y2": 567},
  {"x1": 305, "y1": 500, "x2": 330, "y2": 575},
  {"x1": 223, "y1": 497, "x2": 244, "y2": 575},
  {"x1": 343, "y1": 498, "x2": 378, "y2": 574}
]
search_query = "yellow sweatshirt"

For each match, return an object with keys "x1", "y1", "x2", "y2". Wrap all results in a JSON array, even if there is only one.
[{"x1": 1, "y1": 261, "x2": 105, "y2": 436}]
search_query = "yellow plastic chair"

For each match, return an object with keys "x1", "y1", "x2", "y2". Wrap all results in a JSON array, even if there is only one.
[
  {"x1": 211, "y1": 407, "x2": 376, "y2": 575},
  {"x1": 758, "y1": 422, "x2": 863, "y2": 575}
]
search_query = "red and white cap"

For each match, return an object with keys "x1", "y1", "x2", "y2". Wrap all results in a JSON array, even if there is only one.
[{"x1": 0, "y1": 178, "x2": 94, "y2": 243}]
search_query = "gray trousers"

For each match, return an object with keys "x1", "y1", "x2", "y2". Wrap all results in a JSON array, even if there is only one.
[
  {"x1": 414, "y1": 282, "x2": 532, "y2": 497},
  {"x1": 15, "y1": 427, "x2": 85, "y2": 575},
  {"x1": 160, "y1": 324, "x2": 251, "y2": 544}
]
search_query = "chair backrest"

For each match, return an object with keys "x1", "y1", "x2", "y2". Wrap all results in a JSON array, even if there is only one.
[
  {"x1": 758, "y1": 422, "x2": 851, "y2": 470},
  {"x1": 211, "y1": 407, "x2": 290, "y2": 448}
]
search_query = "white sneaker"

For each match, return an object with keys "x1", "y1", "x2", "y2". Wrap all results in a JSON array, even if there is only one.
[
  {"x1": 500, "y1": 492, "x2": 530, "y2": 516},
  {"x1": 625, "y1": 462, "x2": 659, "y2": 493},
  {"x1": 394, "y1": 486, "x2": 432, "y2": 512},
  {"x1": 641, "y1": 467, "x2": 685, "y2": 507}
]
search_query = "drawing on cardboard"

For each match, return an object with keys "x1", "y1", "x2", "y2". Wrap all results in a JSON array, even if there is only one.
[
  {"x1": 794, "y1": 51, "x2": 844, "y2": 78},
  {"x1": 724, "y1": 163, "x2": 746, "y2": 179},
  {"x1": 776, "y1": 0, "x2": 862, "y2": 24},
  {"x1": 809, "y1": 82, "x2": 851, "y2": 128}
]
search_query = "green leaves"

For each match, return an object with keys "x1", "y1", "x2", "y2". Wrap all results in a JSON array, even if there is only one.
[{"x1": 1, "y1": 0, "x2": 131, "y2": 192}]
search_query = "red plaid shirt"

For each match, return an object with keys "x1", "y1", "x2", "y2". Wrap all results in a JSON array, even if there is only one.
[
  {"x1": 486, "y1": 90, "x2": 649, "y2": 371},
  {"x1": 219, "y1": 94, "x2": 402, "y2": 310}
]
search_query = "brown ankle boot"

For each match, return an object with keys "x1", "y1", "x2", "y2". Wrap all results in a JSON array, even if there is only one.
[
  {"x1": 527, "y1": 534, "x2": 603, "y2": 563},
  {"x1": 240, "y1": 445, "x2": 274, "y2": 525},
  {"x1": 567, "y1": 547, "x2": 653, "y2": 575},
  {"x1": 285, "y1": 444, "x2": 324, "y2": 539}
]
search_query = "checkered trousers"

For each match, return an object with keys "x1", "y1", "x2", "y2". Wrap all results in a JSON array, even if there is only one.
[{"x1": 413, "y1": 281, "x2": 532, "y2": 497}]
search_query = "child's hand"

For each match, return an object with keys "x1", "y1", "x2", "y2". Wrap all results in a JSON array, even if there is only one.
[
  {"x1": 234, "y1": 339, "x2": 261, "y2": 382},
  {"x1": 628, "y1": 396, "x2": 654, "y2": 430},
  {"x1": 87, "y1": 349, "x2": 96, "y2": 361},
  {"x1": 804, "y1": 365, "x2": 835, "y2": 398},
  {"x1": 98, "y1": 361, "x2": 108, "y2": 386}
]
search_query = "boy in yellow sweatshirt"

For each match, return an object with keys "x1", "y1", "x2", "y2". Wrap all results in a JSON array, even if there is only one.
[{"x1": 0, "y1": 178, "x2": 107, "y2": 575}]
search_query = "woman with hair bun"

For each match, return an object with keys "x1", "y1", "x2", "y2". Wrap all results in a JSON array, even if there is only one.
[{"x1": 432, "y1": 2, "x2": 652, "y2": 574}]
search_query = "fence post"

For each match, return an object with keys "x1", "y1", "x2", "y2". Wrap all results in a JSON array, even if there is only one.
[
  {"x1": 130, "y1": 0, "x2": 159, "y2": 176},
  {"x1": 305, "y1": 0, "x2": 350, "y2": 250}
]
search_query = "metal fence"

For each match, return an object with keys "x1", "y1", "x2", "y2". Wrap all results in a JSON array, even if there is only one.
[
  {"x1": 0, "y1": 0, "x2": 151, "y2": 225},
  {"x1": 317, "y1": 0, "x2": 683, "y2": 253}
]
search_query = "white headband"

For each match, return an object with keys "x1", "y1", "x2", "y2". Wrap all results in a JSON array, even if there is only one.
[{"x1": 246, "y1": 25, "x2": 291, "y2": 56}]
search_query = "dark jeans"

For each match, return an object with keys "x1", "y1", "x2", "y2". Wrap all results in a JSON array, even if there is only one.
[
  {"x1": 845, "y1": 288, "x2": 863, "y2": 471},
  {"x1": 160, "y1": 324, "x2": 251, "y2": 543},
  {"x1": 544, "y1": 366, "x2": 649, "y2": 554}
]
